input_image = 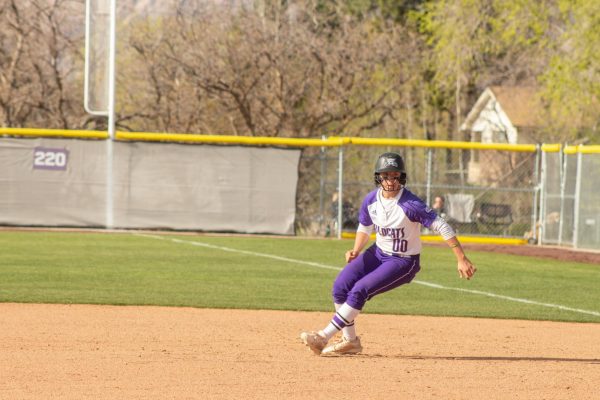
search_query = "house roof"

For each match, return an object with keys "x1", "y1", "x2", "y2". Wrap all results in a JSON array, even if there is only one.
[
  {"x1": 462, "y1": 86, "x2": 544, "y2": 130},
  {"x1": 489, "y1": 86, "x2": 543, "y2": 128}
]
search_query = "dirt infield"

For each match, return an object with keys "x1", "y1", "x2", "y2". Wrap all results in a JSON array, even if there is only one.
[{"x1": 1, "y1": 304, "x2": 599, "y2": 399}]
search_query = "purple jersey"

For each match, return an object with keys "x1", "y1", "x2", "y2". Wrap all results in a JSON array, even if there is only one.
[{"x1": 358, "y1": 188, "x2": 437, "y2": 256}]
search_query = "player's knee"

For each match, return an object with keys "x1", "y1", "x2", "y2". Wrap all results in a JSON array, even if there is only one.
[
  {"x1": 332, "y1": 272, "x2": 356, "y2": 303},
  {"x1": 345, "y1": 287, "x2": 368, "y2": 310},
  {"x1": 332, "y1": 283, "x2": 348, "y2": 304}
]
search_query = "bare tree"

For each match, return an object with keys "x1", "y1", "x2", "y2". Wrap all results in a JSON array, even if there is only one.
[
  {"x1": 0, "y1": 0, "x2": 37, "y2": 127},
  {"x1": 119, "y1": 0, "x2": 414, "y2": 138},
  {"x1": 0, "y1": 0, "x2": 86, "y2": 129}
]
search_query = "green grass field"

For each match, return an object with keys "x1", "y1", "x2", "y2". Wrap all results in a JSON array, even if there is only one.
[{"x1": 0, "y1": 230, "x2": 599, "y2": 323}]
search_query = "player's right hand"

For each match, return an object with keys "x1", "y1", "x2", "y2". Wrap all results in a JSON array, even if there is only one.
[{"x1": 345, "y1": 250, "x2": 359, "y2": 263}]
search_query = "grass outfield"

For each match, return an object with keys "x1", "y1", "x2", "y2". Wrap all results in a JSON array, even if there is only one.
[{"x1": 0, "y1": 230, "x2": 599, "y2": 323}]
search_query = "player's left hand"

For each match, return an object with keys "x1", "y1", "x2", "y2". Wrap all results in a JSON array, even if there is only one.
[{"x1": 457, "y1": 257, "x2": 477, "y2": 280}]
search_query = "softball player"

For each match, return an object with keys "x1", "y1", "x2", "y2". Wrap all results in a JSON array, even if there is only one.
[{"x1": 300, "y1": 152, "x2": 477, "y2": 356}]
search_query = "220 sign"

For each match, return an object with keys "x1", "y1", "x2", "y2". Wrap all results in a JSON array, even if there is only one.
[{"x1": 33, "y1": 147, "x2": 69, "y2": 171}]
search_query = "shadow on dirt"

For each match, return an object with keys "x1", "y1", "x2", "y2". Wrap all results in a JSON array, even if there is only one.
[{"x1": 342, "y1": 354, "x2": 600, "y2": 364}]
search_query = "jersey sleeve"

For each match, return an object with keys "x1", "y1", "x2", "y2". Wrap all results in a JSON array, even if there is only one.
[
  {"x1": 358, "y1": 194, "x2": 374, "y2": 227},
  {"x1": 357, "y1": 223, "x2": 375, "y2": 235},
  {"x1": 401, "y1": 193, "x2": 438, "y2": 228},
  {"x1": 430, "y1": 216, "x2": 456, "y2": 240}
]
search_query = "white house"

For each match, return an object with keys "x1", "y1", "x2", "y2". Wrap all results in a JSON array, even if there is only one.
[
  {"x1": 460, "y1": 86, "x2": 542, "y2": 145},
  {"x1": 460, "y1": 86, "x2": 542, "y2": 184}
]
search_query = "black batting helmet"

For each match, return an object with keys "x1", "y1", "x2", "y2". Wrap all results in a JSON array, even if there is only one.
[{"x1": 374, "y1": 152, "x2": 407, "y2": 186}]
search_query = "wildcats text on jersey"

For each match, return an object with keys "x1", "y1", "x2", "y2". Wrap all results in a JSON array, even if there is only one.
[{"x1": 374, "y1": 226, "x2": 405, "y2": 238}]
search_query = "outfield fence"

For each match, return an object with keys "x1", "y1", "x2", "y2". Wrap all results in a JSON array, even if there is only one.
[
  {"x1": 1, "y1": 128, "x2": 599, "y2": 251},
  {"x1": 303, "y1": 140, "x2": 542, "y2": 242},
  {"x1": 541, "y1": 146, "x2": 600, "y2": 250}
]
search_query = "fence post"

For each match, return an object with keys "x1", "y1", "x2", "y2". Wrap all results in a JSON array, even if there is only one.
[
  {"x1": 337, "y1": 145, "x2": 344, "y2": 239},
  {"x1": 533, "y1": 145, "x2": 542, "y2": 245},
  {"x1": 319, "y1": 135, "x2": 327, "y2": 234},
  {"x1": 426, "y1": 148, "x2": 433, "y2": 206},
  {"x1": 533, "y1": 151, "x2": 548, "y2": 245},
  {"x1": 105, "y1": 0, "x2": 117, "y2": 229},
  {"x1": 572, "y1": 148, "x2": 583, "y2": 249},
  {"x1": 558, "y1": 149, "x2": 566, "y2": 245}
]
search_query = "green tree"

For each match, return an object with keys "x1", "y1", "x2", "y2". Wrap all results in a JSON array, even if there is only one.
[
  {"x1": 414, "y1": 0, "x2": 556, "y2": 141},
  {"x1": 540, "y1": 0, "x2": 600, "y2": 142}
]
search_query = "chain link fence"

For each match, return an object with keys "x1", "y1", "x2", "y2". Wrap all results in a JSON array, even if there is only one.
[
  {"x1": 3, "y1": 128, "x2": 599, "y2": 250},
  {"x1": 541, "y1": 149, "x2": 600, "y2": 251},
  {"x1": 296, "y1": 142, "x2": 540, "y2": 241}
]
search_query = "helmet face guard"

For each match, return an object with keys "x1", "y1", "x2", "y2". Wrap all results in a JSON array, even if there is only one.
[
  {"x1": 373, "y1": 152, "x2": 407, "y2": 189},
  {"x1": 374, "y1": 173, "x2": 407, "y2": 186}
]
